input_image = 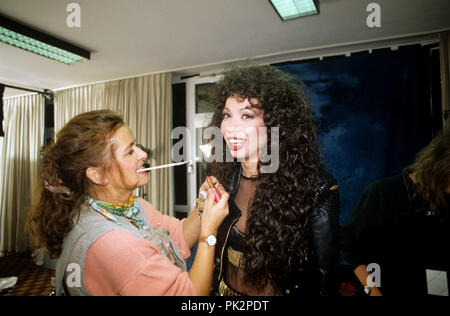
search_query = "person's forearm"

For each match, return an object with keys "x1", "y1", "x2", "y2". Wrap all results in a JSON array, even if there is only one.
[
  {"x1": 182, "y1": 207, "x2": 202, "y2": 248},
  {"x1": 187, "y1": 183, "x2": 229, "y2": 296},
  {"x1": 188, "y1": 241, "x2": 216, "y2": 296},
  {"x1": 354, "y1": 265, "x2": 383, "y2": 296}
]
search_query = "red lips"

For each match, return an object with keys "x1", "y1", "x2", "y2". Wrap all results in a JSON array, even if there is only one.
[{"x1": 227, "y1": 136, "x2": 246, "y2": 151}]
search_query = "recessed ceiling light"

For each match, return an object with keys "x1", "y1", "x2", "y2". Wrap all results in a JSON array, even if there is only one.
[
  {"x1": 0, "y1": 14, "x2": 90, "y2": 65},
  {"x1": 269, "y1": 0, "x2": 319, "y2": 21}
]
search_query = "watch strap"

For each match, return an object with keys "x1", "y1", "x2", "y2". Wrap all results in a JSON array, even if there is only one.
[{"x1": 199, "y1": 234, "x2": 216, "y2": 246}]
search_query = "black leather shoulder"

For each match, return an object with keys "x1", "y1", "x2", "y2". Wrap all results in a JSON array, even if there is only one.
[
  {"x1": 312, "y1": 168, "x2": 339, "y2": 206},
  {"x1": 308, "y1": 167, "x2": 340, "y2": 296}
]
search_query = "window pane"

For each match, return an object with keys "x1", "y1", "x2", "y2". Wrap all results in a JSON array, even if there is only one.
[
  {"x1": 172, "y1": 83, "x2": 187, "y2": 206},
  {"x1": 195, "y1": 83, "x2": 216, "y2": 114},
  {"x1": 195, "y1": 127, "x2": 210, "y2": 194}
]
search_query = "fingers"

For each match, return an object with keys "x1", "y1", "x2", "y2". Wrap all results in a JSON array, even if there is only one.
[
  {"x1": 204, "y1": 188, "x2": 229, "y2": 211},
  {"x1": 216, "y1": 185, "x2": 227, "y2": 195},
  {"x1": 214, "y1": 190, "x2": 229, "y2": 208},
  {"x1": 198, "y1": 181, "x2": 211, "y2": 199},
  {"x1": 199, "y1": 176, "x2": 225, "y2": 200},
  {"x1": 210, "y1": 176, "x2": 225, "y2": 191},
  {"x1": 199, "y1": 182, "x2": 209, "y2": 194},
  {"x1": 201, "y1": 188, "x2": 229, "y2": 234},
  {"x1": 200, "y1": 177, "x2": 217, "y2": 192},
  {"x1": 204, "y1": 189, "x2": 215, "y2": 210}
]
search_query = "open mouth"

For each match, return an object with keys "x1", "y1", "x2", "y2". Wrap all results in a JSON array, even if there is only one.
[
  {"x1": 136, "y1": 162, "x2": 150, "y2": 173},
  {"x1": 227, "y1": 137, "x2": 247, "y2": 151}
]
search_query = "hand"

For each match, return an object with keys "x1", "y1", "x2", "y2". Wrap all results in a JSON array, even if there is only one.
[
  {"x1": 201, "y1": 186, "x2": 229, "y2": 236},
  {"x1": 198, "y1": 176, "x2": 224, "y2": 200}
]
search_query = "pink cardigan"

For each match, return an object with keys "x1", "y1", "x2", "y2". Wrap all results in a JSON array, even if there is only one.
[{"x1": 84, "y1": 198, "x2": 197, "y2": 296}]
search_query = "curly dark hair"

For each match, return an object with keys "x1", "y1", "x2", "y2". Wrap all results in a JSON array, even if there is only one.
[{"x1": 209, "y1": 65, "x2": 321, "y2": 290}]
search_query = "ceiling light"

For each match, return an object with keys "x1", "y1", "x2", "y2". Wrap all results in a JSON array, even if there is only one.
[
  {"x1": 269, "y1": 0, "x2": 319, "y2": 21},
  {"x1": 0, "y1": 14, "x2": 90, "y2": 65}
]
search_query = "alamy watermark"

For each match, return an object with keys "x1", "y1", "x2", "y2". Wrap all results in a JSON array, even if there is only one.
[
  {"x1": 66, "y1": 3, "x2": 81, "y2": 28},
  {"x1": 366, "y1": 3, "x2": 381, "y2": 28},
  {"x1": 366, "y1": 263, "x2": 381, "y2": 288},
  {"x1": 66, "y1": 263, "x2": 81, "y2": 288},
  {"x1": 171, "y1": 126, "x2": 280, "y2": 174}
]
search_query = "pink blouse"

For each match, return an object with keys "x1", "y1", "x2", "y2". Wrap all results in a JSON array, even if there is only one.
[{"x1": 84, "y1": 198, "x2": 197, "y2": 296}]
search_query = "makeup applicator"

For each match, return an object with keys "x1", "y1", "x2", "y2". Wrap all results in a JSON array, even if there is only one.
[{"x1": 137, "y1": 160, "x2": 190, "y2": 173}]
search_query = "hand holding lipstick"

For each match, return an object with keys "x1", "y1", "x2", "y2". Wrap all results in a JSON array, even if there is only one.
[
  {"x1": 201, "y1": 179, "x2": 229, "y2": 236},
  {"x1": 198, "y1": 176, "x2": 224, "y2": 202},
  {"x1": 187, "y1": 176, "x2": 229, "y2": 296}
]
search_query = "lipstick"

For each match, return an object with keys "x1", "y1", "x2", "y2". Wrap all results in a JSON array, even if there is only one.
[
  {"x1": 206, "y1": 176, "x2": 221, "y2": 203},
  {"x1": 228, "y1": 137, "x2": 246, "y2": 152}
]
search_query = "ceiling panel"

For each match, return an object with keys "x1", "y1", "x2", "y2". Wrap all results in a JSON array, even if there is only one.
[{"x1": 0, "y1": 0, "x2": 449, "y2": 93}]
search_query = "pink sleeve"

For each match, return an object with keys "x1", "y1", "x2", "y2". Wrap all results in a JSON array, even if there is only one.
[
  {"x1": 137, "y1": 198, "x2": 191, "y2": 259},
  {"x1": 85, "y1": 230, "x2": 197, "y2": 296}
]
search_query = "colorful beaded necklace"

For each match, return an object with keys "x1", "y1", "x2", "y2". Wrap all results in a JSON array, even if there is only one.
[{"x1": 87, "y1": 195, "x2": 147, "y2": 230}]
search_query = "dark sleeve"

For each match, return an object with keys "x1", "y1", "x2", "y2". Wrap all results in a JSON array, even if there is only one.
[
  {"x1": 308, "y1": 175, "x2": 340, "y2": 296},
  {"x1": 340, "y1": 182, "x2": 384, "y2": 269}
]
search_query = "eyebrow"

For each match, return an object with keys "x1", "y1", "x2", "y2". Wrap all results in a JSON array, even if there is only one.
[{"x1": 223, "y1": 106, "x2": 256, "y2": 112}]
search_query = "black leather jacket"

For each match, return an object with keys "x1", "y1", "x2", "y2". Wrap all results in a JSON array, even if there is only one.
[{"x1": 212, "y1": 167, "x2": 340, "y2": 296}]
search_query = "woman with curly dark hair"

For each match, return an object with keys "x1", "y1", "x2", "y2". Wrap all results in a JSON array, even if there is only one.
[{"x1": 207, "y1": 65, "x2": 340, "y2": 296}]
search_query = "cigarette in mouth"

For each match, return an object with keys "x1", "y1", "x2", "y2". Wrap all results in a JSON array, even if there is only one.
[{"x1": 137, "y1": 160, "x2": 190, "y2": 173}]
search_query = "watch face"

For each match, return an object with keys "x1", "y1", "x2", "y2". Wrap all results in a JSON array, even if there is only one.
[{"x1": 206, "y1": 235, "x2": 217, "y2": 246}]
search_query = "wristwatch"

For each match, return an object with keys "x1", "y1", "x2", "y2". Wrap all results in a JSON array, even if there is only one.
[
  {"x1": 199, "y1": 234, "x2": 217, "y2": 247},
  {"x1": 364, "y1": 283, "x2": 375, "y2": 295}
]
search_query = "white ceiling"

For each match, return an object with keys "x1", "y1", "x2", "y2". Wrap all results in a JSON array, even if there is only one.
[{"x1": 1, "y1": 0, "x2": 450, "y2": 97}]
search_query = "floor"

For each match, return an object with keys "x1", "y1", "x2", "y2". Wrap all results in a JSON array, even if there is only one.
[
  {"x1": 3, "y1": 253, "x2": 445, "y2": 296},
  {"x1": 0, "y1": 254, "x2": 55, "y2": 296}
]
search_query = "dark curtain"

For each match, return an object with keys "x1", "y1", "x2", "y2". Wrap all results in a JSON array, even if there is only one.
[{"x1": 277, "y1": 44, "x2": 436, "y2": 224}]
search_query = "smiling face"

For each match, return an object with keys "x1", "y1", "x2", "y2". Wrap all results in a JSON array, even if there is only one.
[
  {"x1": 220, "y1": 96, "x2": 266, "y2": 162},
  {"x1": 105, "y1": 126, "x2": 148, "y2": 197}
]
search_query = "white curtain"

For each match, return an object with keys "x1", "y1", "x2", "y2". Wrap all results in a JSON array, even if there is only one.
[
  {"x1": 54, "y1": 83, "x2": 106, "y2": 134},
  {"x1": 0, "y1": 137, "x2": 3, "y2": 223},
  {"x1": 0, "y1": 94, "x2": 44, "y2": 254},
  {"x1": 54, "y1": 73, "x2": 173, "y2": 215},
  {"x1": 440, "y1": 31, "x2": 450, "y2": 131}
]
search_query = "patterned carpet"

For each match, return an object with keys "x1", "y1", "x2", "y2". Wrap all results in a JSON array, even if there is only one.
[{"x1": 0, "y1": 254, "x2": 55, "y2": 296}]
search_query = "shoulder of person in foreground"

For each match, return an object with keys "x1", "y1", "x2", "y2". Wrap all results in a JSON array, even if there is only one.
[
  {"x1": 340, "y1": 172, "x2": 407, "y2": 267},
  {"x1": 311, "y1": 168, "x2": 340, "y2": 217}
]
